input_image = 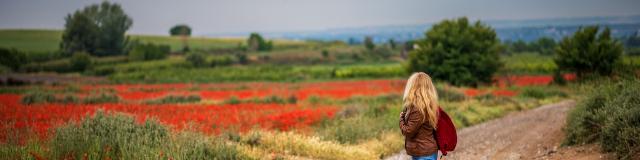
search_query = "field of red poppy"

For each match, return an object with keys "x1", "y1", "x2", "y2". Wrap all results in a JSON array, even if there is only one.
[{"x1": 0, "y1": 74, "x2": 576, "y2": 159}]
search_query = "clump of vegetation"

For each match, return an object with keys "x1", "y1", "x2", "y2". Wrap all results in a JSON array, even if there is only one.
[
  {"x1": 564, "y1": 79, "x2": 640, "y2": 159},
  {"x1": 519, "y1": 87, "x2": 567, "y2": 99},
  {"x1": 408, "y1": 17, "x2": 502, "y2": 86},
  {"x1": 46, "y1": 111, "x2": 248, "y2": 159},
  {"x1": 186, "y1": 52, "x2": 207, "y2": 67},
  {"x1": 247, "y1": 33, "x2": 273, "y2": 51},
  {"x1": 21, "y1": 91, "x2": 56, "y2": 105},
  {"x1": 147, "y1": 95, "x2": 201, "y2": 104},
  {"x1": 0, "y1": 48, "x2": 28, "y2": 71},
  {"x1": 554, "y1": 26, "x2": 623, "y2": 79},
  {"x1": 50, "y1": 111, "x2": 169, "y2": 159},
  {"x1": 69, "y1": 51, "x2": 92, "y2": 72},
  {"x1": 82, "y1": 91, "x2": 120, "y2": 104},
  {"x1": 128, "y1": 42, "x2": 170, "y2": 61}
]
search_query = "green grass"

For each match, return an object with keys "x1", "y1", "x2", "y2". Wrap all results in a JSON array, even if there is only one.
[{"x1": 0, "y1": 29, "x2": 62, "y2": 52}]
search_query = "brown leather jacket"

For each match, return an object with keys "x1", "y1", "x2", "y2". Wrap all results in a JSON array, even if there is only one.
[{"x1": 400, "y1": 106, "x2": 438, "y2": 156}]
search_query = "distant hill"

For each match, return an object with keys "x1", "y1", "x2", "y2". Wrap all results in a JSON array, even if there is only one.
[{"x1": 208, "y1": 15, "x2": 640, "y2": 43}]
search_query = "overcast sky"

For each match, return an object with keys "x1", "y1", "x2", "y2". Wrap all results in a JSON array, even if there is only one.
[{"x1": 1, "y1": 0, "x2": 639, "y2": 35}]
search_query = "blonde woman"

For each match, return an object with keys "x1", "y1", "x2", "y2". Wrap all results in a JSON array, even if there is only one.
[{"x1": 400, "y1": 72, "x2": 440, "y2": 160}]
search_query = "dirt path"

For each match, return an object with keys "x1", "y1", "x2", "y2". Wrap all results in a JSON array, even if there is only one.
[{"x1": 385, "y1": 100, "x2": 610, "y2": 160}]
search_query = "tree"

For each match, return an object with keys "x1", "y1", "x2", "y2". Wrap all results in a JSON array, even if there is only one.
[
  {"x1": 535, "y1": 37, "x2": 556, "y2": 55},
  {"x1": 364, "y1": 36, "x2": 375, "y2": 50},
  {"x1": 388, "y1": 39, "x2": 396, "y2": 49},
  {"x1": 61, "y1": 2, "x2": 132, "y2": 56},
  {"x1": 407, "y1": 17, "x2": 502, "y2": 86},
  {"x1": 170, "y1": 24, "x2": 192, "y2": 52},
  {"x1": 554, "y1": 26, "x2": 623, "y2": 79},
  {"x1": 169, "y1": 25, "x2": 192, "y2": 36},
  {"x1": 247, "y1": 33, "x2": 272, "y2": 51}
]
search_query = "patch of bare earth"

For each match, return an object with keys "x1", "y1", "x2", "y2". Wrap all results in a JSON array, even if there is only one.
[{"x1": 385, "y1": 100, "x2": 612, "y2": 160}]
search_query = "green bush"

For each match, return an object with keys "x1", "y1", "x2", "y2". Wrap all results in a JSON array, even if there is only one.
[
  {"x1": 82, "y1": 92, "x2": 120, "y2": 104},
  {"x1": 168, "y1": 131, "x2": 249, "y2": 160},
  {"x1": 128, "y1": 43, "x2": 170, "y2": 61},
  {"x1": 186, "y1": 52, "x2": 207, "y2": 67},
  {"x1": 0, "y1": 48, "x2": 28, "y2": 71},
  {"x1": 408, "y1": 17, "x2": 502, "y2": 86},
  {"x1": 50, "y1": 111, "x2": 169, "y2": 159},
  {"x1": 147, "y1": 95, "x2": 201, "y2": 104},
  {"x1": 21, "y1": 91, "x2": 56, "y2": 105},
  {"x1": 70, "y1": 52, "x2": 92, "y2": 72},
  {"x1": 564, "y1": 79, "x2": 640, "y2": 159}
]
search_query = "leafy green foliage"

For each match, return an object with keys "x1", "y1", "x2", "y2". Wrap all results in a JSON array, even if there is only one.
[
  {"x1": 69, "y1": 52, "x2": 92, "y2": 72},
  {"x1": 554, "y1": 26, "x2": 623, "y2": 79},
  {"x1": 247, "y1": 33, "x2": 273, "y2": 51},
  {"x1": 0, "y1": 48, "x2": 27, "y2": 71},
  {"x1": 408, "y1": 17, "x2": 502, "y2": 86},
  {"x1": 564, "y1": 79, "x2": 640, "y2": 159},
  {"x1": 146, "y1": 95, "x2": 201, "y2": 104},
  {"x1": 50, "y1": 111, "x2": 168, "y2": 159},
  {"x1": 169, "y1": 24, "x2": 192, "y2": 36},
  {"x1": 364, "y1": 36, "x2": 375, "y2": 50},
  {"x1": 186, "y1": 52, "x2": 207, "y2": 67},
  {"x1": 128, "y1": 43, "x2": 170, "y2": 61},
  {"x1": 60, "y1": 2, "x2": 132, "y2": 56}
]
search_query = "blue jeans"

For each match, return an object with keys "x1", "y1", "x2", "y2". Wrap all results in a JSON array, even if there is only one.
[{"x1": 412, "y1": 153, "x2": 438, "y2": 160}]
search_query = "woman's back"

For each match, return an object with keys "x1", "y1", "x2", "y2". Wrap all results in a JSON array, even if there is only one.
[{"x1": 400, "y1": 105, "x2": 438, "y2": 156}]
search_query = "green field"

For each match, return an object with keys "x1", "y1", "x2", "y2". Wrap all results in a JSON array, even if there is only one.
[{"x1": 0, "y1": 29, "x2": 308, "y2": 52}]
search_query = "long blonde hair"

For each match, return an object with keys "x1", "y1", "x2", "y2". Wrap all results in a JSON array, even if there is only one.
[{"x1": 403, "y1": 72, "x2": 439, "y2": 129}]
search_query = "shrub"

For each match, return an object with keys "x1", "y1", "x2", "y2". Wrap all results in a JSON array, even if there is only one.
[
  {"x1": 318, "y1": 116, "x2": 383, "y2": 144},
  {"x1": 185, "y1": 52, "x2": 207, "y2": 67},
  {"x1": 82, "y1": 92, "x2": 120, "y2": 104},
  {"x1": 408, "y1": 17, "x2": 502, "y2": 86},
  {"x1": 50, "y1": 111, "x2": 169, "y2": 159},
  {"x1": 147, "y1": 95, "x2": 201, "y2": 104},
  {"x1": 168, "y1": 131, "x2": 248, "y2": 160},
  {"x1": 0, "y1": 48, "x2": 28, "y2": 71},
  {"x1": 554, "y1": 26, "x2": 623, "y2": 79},
  {"x1": 21, "y1": 91, "x2": 56, "y2": 105},
  {"x1": 128, "y1": 43, "x2": 170, "y2": 61},
  {"x1": 69, "y1": 52, "x2": 92, "y2": 72},
  {"x1": 564, "y1": 79, "x2": 640, "y2": 159}
]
